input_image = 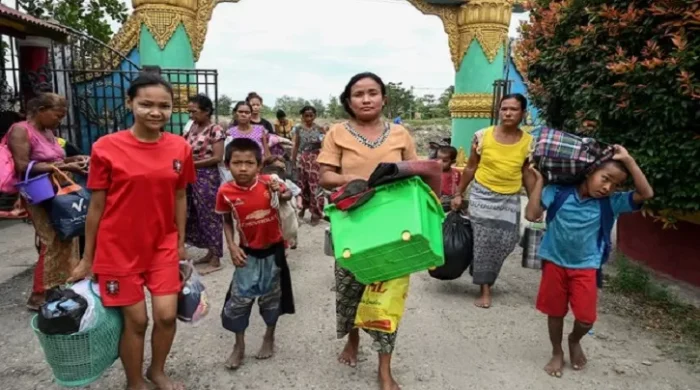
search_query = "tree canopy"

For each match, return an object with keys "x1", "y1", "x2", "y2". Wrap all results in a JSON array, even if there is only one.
[{"x1": 518, "y1": 0, "x2": 700, "y2": 214}]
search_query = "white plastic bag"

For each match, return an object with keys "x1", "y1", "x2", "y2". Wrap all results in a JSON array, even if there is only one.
[
  {"x1": 70, "y1": 279, "x2": 101, "y2": 332},
  {"x1": 268, "y1": 174, "x2": 298, "y2": 241}
]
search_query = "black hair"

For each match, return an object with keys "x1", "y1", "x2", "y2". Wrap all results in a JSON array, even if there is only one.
[
  {"x1": 224, "y1": 137, "x2": 262, "y2": 165},
  {"x1": 499, "y1": 93, "x2": 527, "y2": 111},
  {"x1": 232, "y1": 101, "x2": 252, "y2": 114},
  {"x1": 127, "y1": 72, "x2": 174, "y2": 100},
  {"x1": 340, "y1": 72, "x2": 386, "y2": 118},
  {"x1": 598, "y1": 159, "x2": 630, "y2": 177},
  {"x1": 299, "y1": 105, "x2": 317, "y2": 116},
  {"x1": 246, "y1": 92, "x2": 263, "y2": 104},
  {"x1": 438, "y1": 145, "x2": 458, "y2": 161},
  {"x1": 26, "y1": 93, "x2": 66, "y2": 115},
  {"x1": 261, "y1": 164, "x2": 286, "y2": 180},
  {"x1": 188, "y1": 93, "x2": 213, "y2": 116},
  {"x1": 276, "y1": 109, "x2": 286, "y2": 119}
]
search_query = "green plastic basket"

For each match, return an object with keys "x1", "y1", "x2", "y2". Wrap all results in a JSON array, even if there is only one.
[
  {"x1": 325, "y1": 176, "x2": 445, "y2": 284},
  {"x1": 31, "y1": 283, "x2": 123, "y2": 388}
]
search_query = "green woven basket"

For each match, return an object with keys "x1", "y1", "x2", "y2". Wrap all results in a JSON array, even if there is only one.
[{"x1": 31, "y1": 282, "x2": 123, "y2": 388}]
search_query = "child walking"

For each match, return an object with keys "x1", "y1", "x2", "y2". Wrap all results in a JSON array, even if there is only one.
[
  {"x1": 216, "y1": 138, "x2": 296, "y2": 370},
  {"x1": 437, "y1": 145, "x2": 462, "y2": 211},
  {"x1": 524, "y1": 145, "x2": 653, "y2": 377}
]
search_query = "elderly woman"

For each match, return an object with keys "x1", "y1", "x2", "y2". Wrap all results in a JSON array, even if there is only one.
[
  {"x1": 291, "y1": 105, "x2": 325, "y2": 225},
  {"x1": 450, "y1": 93, "x2": 536, "y2": 309},
  {"x1": 319, "y1": 72, "x2": 417, "y2": 390},
  {"x1": 184, "y1": 94, "x2": 225, "y2": 274},
  {"x1": 7, "y1": 93, "x2": 87, "y2": 309}
]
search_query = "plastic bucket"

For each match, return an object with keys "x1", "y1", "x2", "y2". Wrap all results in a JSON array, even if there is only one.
[{"x1": 15, "y1": 161, "x2": 55, "y2": 204}]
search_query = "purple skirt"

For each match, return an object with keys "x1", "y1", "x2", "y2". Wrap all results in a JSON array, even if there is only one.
[{"x1": 186, "y1": 166, "x2": 223, "y2": 257}]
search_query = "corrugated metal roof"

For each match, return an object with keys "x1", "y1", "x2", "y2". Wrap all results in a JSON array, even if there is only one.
[{"x1": 0, "y1": 4, "x2": 68, "y2": 38}]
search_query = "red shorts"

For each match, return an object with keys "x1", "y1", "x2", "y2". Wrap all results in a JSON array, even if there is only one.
[
  {"x1": 96, "y1": 265, "x2": 181, "y2": 307},
  {"x1": 536, "y1": 261, "x2": 598, "y2": 324}
]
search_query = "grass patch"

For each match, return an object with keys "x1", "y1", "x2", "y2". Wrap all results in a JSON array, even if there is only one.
[
  {"x1": 404, "y1": 118, "x2": 452, "y2": 127},
  {"x1": 607, "y1": 257, "x2": 700, "y2": 364}
]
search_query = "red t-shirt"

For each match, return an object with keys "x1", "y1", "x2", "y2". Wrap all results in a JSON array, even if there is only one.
[
  {"x1": 215, "y1": 175, "x2": 286, "y2": 250},
  {"x1": 440, "y1": 168, "x2": 461, "y2": 197},
  {"x1": 87, "y1": 130, "x2": 196, "y2": 275}
]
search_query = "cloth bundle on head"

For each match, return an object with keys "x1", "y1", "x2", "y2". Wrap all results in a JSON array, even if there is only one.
[
  {"x1": 330, "y1": 160, "x2": 442, "y2": 212},
  {"x1": 531, "y1": 127, "x2": 614, "y2": 184}
]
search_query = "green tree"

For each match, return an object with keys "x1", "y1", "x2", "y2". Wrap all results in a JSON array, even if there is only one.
[
  {"x1": 385, "y1": 82, "x2": 415, "y2": 119},
  {"x1": 216, "y1": 94, "x2": 233, "y2": 116},
  {"x1": 436, "y1": 85, "x2": 454, "y2": 118},
  {"x1": 519, "y1": 0, "x2": 700, "y2": 213},
  {"x1": 327, "y1": 96, "x2": 344, "y2": 118},
  {"x1": 19, "y1": 0, "x2": 128, "y2": 43},
  {"x1": 274, "y1": 95, "x2": 308, "y2": 116},
  {"x1": 310, "y1": 98, "x2": 326, "y2": 117}
]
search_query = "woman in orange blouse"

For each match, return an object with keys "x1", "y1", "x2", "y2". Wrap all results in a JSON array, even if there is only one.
[{"x1": 318, "y1": 72, "x2": 417, "y2": 390}]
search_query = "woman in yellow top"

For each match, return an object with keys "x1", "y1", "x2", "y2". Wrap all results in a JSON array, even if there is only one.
[{"x1": 451, "y1": 93, "x2": 535, "y2": 309}]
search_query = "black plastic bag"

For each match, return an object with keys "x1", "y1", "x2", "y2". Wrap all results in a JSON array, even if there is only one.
[
  {"x1": 430, "y1": 212, "x2": 473, "y2": 280},
  {"x1": 37, "y1": 287, "x2": 88, "y2": 335}
]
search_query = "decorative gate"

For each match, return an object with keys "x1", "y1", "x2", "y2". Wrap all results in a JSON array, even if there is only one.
[{"x1": 1, "y1": 28, "x2": 218, "y2": 153}]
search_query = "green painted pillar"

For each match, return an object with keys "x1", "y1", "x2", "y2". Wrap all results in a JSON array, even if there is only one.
[
  {"x1": 450, "y1": 40, "x2": 505, "y2": 152},
  {"x1": 139, "y1": 24, "x2": 196, "y2": 134}
]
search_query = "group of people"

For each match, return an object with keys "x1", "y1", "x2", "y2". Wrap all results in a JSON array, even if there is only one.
[{"x1": 3, "y1": 68, "x2": 654, "y2": 390}]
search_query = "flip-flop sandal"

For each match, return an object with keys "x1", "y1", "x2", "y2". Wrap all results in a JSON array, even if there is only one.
[{"x1": 198, "y1": 264, "x2": 223, "y2": 275}]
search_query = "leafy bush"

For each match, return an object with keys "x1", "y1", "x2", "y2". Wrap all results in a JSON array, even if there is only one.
[{"x1": 518, "y1": 0, "x2": 700, "y2": 213}]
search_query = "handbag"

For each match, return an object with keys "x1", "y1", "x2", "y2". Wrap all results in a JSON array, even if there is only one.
[{"x1": 47, "y1": 168, "x2": 91, "y2": 240}]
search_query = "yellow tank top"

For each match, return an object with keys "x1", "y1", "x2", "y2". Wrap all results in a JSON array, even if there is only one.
[{"x1": 474, "y1": 126, "x2": 532, "y2": 194}]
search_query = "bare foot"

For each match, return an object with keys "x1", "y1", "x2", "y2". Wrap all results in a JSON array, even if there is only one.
[
  {"x1": 225, "y1": 343, "x2": 245, "y2": 370},
  {"x1": 568, "y1": 335, "x2": 588, "y2": 370},
  {"x1": 256, "y1": 335, "x2": 275, "y2": 359},
  {"x1": 544, "y1": 351, "x2": 565, "y2": 377},
  {"x1": 125, "y1": 382, "x2": 150, "y2": 390},
  {"x1": 378, "y1": 375, "x2": 401, "y2": 390},
  {"x1": 145, "y1": 370, "x2": 184, "y2": 390},
  {"x1": 338, "y1": 338, "x2": 359, "y2": 367},
  {"x1": 474, "y1": 295, "x2": 491, "y2": 309}
]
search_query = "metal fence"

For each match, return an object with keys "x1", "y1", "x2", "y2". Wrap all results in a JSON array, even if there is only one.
[{"x1": 1, "y1": 30, "x2": 218, "y2": 153}]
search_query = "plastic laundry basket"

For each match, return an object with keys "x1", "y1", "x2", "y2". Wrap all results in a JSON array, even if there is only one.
[
  {"x1": 325, "y1": 176, "x2": 445, "y2": 284},
  {"x1": 31, "y1": 283, "x2": 123, "y2": 387}
]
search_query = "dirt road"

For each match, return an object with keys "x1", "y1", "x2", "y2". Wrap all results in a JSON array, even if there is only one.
[{"x1": 0, "y1": 221, "x2": 698, "y2": 390}]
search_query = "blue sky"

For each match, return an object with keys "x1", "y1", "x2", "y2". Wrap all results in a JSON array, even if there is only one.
[{"x1": 198, "y1": 0, "x2": 529, "y2": 104}]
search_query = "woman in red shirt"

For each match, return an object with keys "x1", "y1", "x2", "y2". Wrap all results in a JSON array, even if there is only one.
[{"x1": 70, "y1": 73, "x2": 195, "y2": 390}]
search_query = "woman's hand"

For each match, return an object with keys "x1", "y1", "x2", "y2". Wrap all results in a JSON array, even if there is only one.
[
  {"x1": 450, "y1": 195, "x2": 463, "y2": 211},
  {"x1": 65, "y1": 155, "x2": 89, "y2": 164},
  {"x1": 57, "y1": 161, "x2": 88, "y2": 175},
  {"x1": 67, "y1": 259, "x2": 92, "y2": 283},
  {"x1": 229, "y1": 245, "x2": 247, "y2": 267},
  {"x1": 269, "y1": 180, "x2": 281, "y2": 193}
]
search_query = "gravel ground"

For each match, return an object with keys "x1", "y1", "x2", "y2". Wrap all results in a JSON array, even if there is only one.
[{"x1": 0, "y1": 221, "x2": 698, "y2": 390}]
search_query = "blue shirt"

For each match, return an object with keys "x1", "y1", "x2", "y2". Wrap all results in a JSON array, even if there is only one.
[{"x1": 537, "y1": 185, "x2": 640, "y2": 269}]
